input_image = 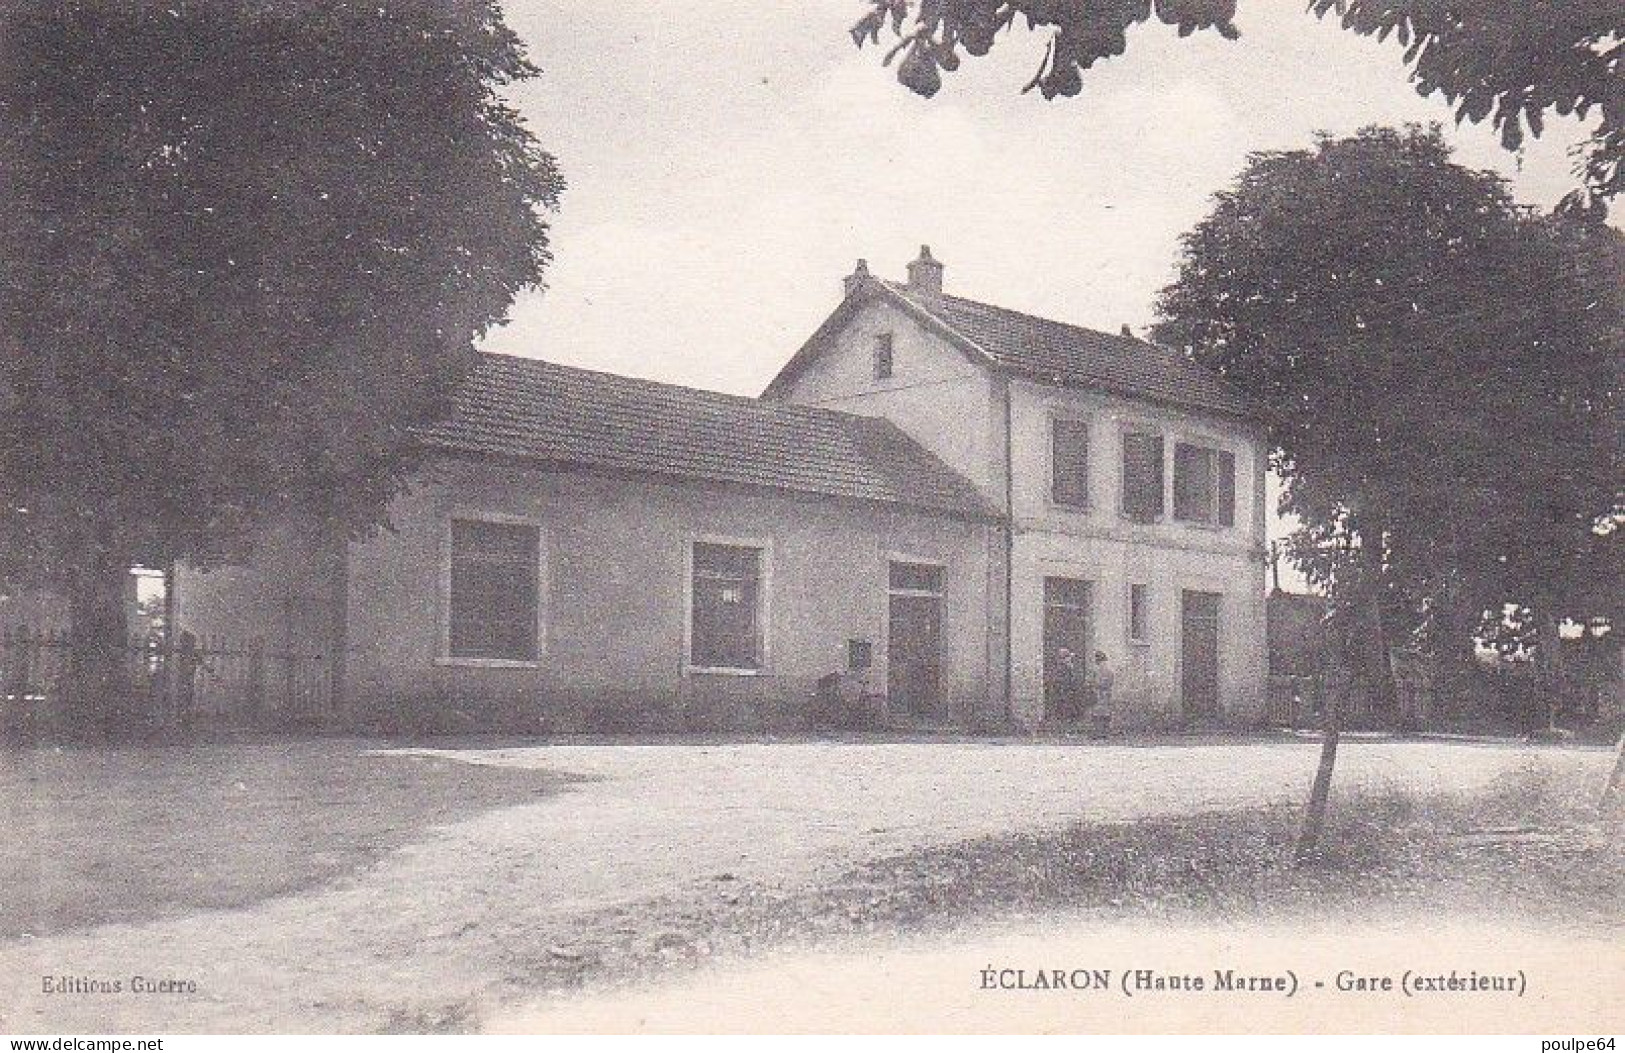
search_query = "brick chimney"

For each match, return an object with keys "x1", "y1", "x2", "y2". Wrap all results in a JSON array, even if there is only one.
[
  {"x1": 843, "y1": 258, "x2": 872, "y2": 299},
  {"x1": 906, "y1": 245, "x2": 943, "y2": 295}
]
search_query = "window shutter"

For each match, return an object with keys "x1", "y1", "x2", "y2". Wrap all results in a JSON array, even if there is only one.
[
  {"x1": 1173, "y1": 443, "x2": 1202, "y2": 522},
  {"x1": 1174, "y1": 442, "x2": 1219, "y2": 523},
  {"x1": 1218, "y1": 450, "x2": 1237, "y2": 527},
  {"x1": 1050, "y1": 417, "x2": 1089, "y2": 507},
  {"x1": 1129, "y1": 583, "x2": 1150, "y2": 643},
  {"x1": 1122, "y1": 432, "x2": 1164, "y2": 523}
]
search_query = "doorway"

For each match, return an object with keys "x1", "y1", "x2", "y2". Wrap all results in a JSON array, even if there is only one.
[
  {"x1": 1181, "y1": 589, "x2": 1221, "y2": 720},
  {"x1": 887, "y1": 562, "x2": 944, "y2": 720},
  {"x1": 1043, "y1": 577, "x2": 1092, "y2": 723}
]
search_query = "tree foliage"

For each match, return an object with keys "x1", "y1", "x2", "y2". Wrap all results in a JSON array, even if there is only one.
[
  {"x1": 0, "y1": 1, "x2": 561, "y2": 729},
  {"x1": 1150, "y1": 125, "x2": 1622, "y2": 692},
  {"x1": 0, "y1": 0, "x2": 561, "y2": 591},
  {"x1": 851, "y1": 0, "x2": 1624, "y2": 202}
]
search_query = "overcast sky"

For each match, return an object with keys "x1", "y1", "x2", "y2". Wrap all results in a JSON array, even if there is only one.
[
  {"x1": 486, "y1": 2, "x2": 1603, "y2": 589},
  {"x1": 489, "y1": 0, "x2": 1598, "y2": 390}
]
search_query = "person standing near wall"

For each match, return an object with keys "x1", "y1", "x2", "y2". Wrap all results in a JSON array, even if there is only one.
[
  {"x1": 1088, "y1": 651, "x2": 1114, "y2": 738},
  {"x1": 1051, "y1": 647, "x2": 1085, "y2": 724}
]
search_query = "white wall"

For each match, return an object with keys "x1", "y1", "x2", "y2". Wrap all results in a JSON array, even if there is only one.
[
  {"x1": 1006, "y1": 379, "x2": 1268, "y2": 727},
  {"x1": 769, "y1": 296, "x2": 1003, "y2": 504},
  {"x1": 339, "y1": 458, "x2": 1001, "y2": 732}
]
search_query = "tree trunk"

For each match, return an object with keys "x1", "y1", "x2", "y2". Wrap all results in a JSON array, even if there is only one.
[
  {"x1": 1367, "y1": 590, "x2": 1400, "y2": 720},
  {"x1": 1295, "y1": 691, "x2": 1341, "y2": 863},
  {"x1": 1537, "y1": 610, "x2": 1563, "y2": 732},
  {"x1": 1429, "y1": 595, "x2": 1480, "y2": 727},
  {"x1": 1600, "y1": 731, "x2": 1625, "y2": 817},
  {"x1": 64, "y1": 559, "x2": 133, "y2": 741}
]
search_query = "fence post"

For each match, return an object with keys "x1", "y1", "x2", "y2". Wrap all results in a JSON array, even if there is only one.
[
  {"x1": 282, "y1": 649, "x2": 297, "y2": 726},
  {"x1": 247, "y1": 638, "x2": 266, "y2": 725},
  {"x1": 18, "y1": 627, "x2": 34, "y2": 731},
  {"x1": 160, "y1": 627, "x2": 177, "y2": 727},
  {"x1": 2, "y1": 630, "x2": 16, "y2": 737}
]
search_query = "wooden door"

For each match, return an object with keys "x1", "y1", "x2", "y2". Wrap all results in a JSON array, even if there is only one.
[
  {"x1": 887, "y1": 562, "x2": 944, "y2": 720},
  {"x1": 1181, "y1": 590, "x2": 1221, "y2": 719},
  {"x1": 1043, "y1": 577, "x2": 1091, "y2": 723},
  {"x1": 888, "y1": 596, "x2": 942, "y2": 718}
]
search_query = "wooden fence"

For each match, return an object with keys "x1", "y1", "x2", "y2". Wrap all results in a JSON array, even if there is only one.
[
  {"x1": 1264, "y1": 670, "x2": 1433, "y2": 731},
  {"x1": 0, "y1": 625, "x2": 333, "y2": 737}
]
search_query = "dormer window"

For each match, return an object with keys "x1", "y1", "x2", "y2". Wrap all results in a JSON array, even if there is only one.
[{"x1": 874, "y1": 333, "x2": 894, "y2": 380}]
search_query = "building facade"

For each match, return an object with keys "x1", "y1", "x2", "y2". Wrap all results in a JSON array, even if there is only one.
[
  {"x1": 764, "y1": 248, "x2": 1269, "y2": 728},
  {"x1": 178, "y1": 248, "x2": 1268, "y2": 732},
  {"x1": 178, "y1": 355, "x2": 1003, "y2": 732}
]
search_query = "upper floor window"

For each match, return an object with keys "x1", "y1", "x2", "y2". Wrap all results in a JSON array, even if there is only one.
[
  {"x1": 1121, "y1": 430, "x2": 1165, "y2": 524},
  {"x1": 447, "y1": 518, "x2": 541, "y2": 661},
  {"x1": 689, "y1": 541, "x2": 765, "y2": 671},
  {"x1": 1173, "y1": 442, "x2": 1237, "y2": 527},
  {"x1": 874, "y1": 333, "x2": 894, "y2": 380},
  {"x1": 1050, "y1": 417, "x2": 1090, "y2": 508}
]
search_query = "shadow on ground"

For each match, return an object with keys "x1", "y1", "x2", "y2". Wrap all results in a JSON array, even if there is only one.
[{"x1": 0, "y1": 739, "x2": 580, "y2": 939}]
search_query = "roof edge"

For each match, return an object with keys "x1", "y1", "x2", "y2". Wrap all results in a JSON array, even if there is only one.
[
  {"x1": 414, "y1": 442, "x2": 1004, "y2": 524},
  {"x1": 765, "y1": 279, "x2": 1260, "y2": 423},
  {"x1": 884, "y1": 282, "x2": 1263, "y2": 424},
  {"x1": 760, "y1": 279, "x2": 996, "y2": 400}
]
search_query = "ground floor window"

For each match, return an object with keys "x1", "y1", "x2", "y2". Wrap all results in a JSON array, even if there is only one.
[
  {"x1": 446, "y1": 518, "x2": 542, "y2": 661},
  {"x1": 689, "y1": 541, "x2": 765, "y2": 671}
]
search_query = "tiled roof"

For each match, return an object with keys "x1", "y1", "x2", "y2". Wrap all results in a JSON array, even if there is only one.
[
  {"x1": 414, "y1": 353, "x2": 998, "y2": 520},
  {"x1": 880, "y1": 281, "x2": 1255, "y2": 419}
]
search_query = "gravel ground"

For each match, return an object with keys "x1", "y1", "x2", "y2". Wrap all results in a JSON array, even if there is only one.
[
  {"x1": 0, "y1": 735, "x2": 1612, "y2": 1033},
  {"x1": 493, "y1": 916, "x2": 1625, "y2": 1034}
]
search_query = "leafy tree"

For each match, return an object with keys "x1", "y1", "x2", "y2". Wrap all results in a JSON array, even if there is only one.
[
  {"x1": 0, "y1": 1, "x2": 562, "y2": 734},
  {"x1": 1148, "y1": 125, "x2": 1621, "y2": 850},
  {"x1": 850, "y1": 0, "x2": 1624, "y2": 202}
]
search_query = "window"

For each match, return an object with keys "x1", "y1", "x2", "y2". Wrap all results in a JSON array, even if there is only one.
[
  {"x1": 689, "y1": 542, "x2": 764, "y2": 670},
  {"x1": 888, "y1": 560, "x2": 944, "y2": 594},
  {"x1": 1050, "y1": 417, "x2": 1090, "y2": 508},
  {"x1": 847, "y1": 638, "x2": 873, "y2": 671},
  {"x1": 447, "y1": 519, "x2": 540, "y2": 661},
  {"x1": 1173, "y1": 442, "x2": 1237, "y2": 526},
  {"x1": 874, "y1": 333, "x2": 894, "y2": 380},
  {"x1": 1121, "y1": 430, "x2": 1165, "y2": 523},
  {"x1": 1045, "y1": 576, "x2": 1091, "y2": 614},
  {"x1": 1129, "y1": 583, "x2": 1150, "y2": 645}
]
